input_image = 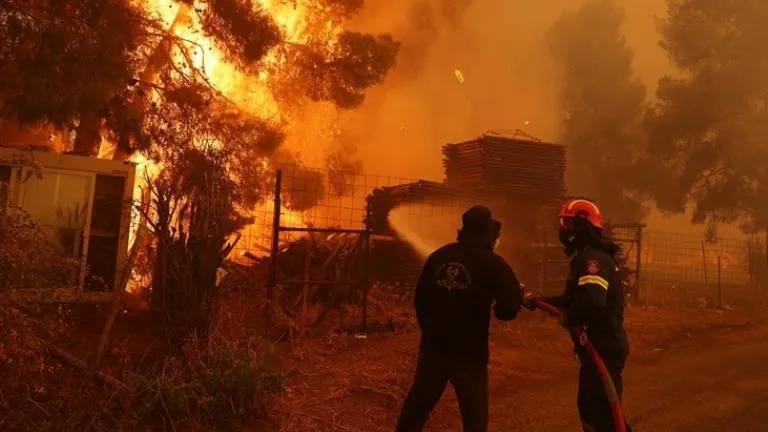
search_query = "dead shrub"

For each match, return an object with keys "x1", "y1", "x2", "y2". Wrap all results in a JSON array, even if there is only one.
[
  {"x1": 0, "y1": 211, "x2": 76, "y2": 431},
  {"x1": 0, "y1": 209, "x2": 282, "y2": 431},
  {"x1": 104, "y1": 339, "x2": 283, "y2": 431},
  {"x1": 6, "y1": 333, "x2": 282, "y2": 431},
  {"x1": 0, "y1": 211, "x2": 81, "y2": 292}
]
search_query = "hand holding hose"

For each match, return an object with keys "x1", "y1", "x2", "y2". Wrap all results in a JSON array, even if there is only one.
[
  {"x1": 531, "y1": 298, "x2": 628, "y2": 432},
  {"x1": 522, "y1": 292, "x2": 569, "y2": 328},
  {"x1": 522, "y1": 291, "x2": 538, "y2": 311}
]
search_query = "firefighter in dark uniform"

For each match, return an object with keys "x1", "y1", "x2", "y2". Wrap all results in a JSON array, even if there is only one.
[
  {"x1": 524, "y1": 198, "x2": 631, "y2": 432},
  {"x1": 395, "y1": 205, "x2": 523, "y2": 432}
]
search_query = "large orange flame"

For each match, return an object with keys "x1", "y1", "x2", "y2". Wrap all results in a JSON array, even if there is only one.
[
  {"x1": 124, "y1": 0, "x2": 343, "y2": 291},
  {"x1": 134, "y1": 0, "x2": 335, "y2": 215},
  {"x1": 143, "y1": 0, "x2": 340, "y2": 121}
]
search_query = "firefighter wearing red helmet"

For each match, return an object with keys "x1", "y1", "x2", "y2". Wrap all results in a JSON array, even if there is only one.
[{"x1": 524, "y1": 198, "x2": 631, "y2": 432}]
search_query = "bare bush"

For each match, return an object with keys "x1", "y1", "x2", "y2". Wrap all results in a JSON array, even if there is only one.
[
  {"x1": 0, "y1": 211, "x2": 81, "y2": 292},
  {"x1": 111, "y1": 340, "x2": 283, "y2": 431},
  {"x1": 0, "y1": 211, "x2": 75, "y2": 430}
]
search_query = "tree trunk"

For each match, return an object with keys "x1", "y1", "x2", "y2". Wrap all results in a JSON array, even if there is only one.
[
  {"x1": 151, "y1": 233, "x2": 170, "y2": 311},
  {"x1": 72, "y1": 110, "x2": 102, "y2": 156},
  {"x1": 189, "y1": 236, "x2": 222, "y2": 339},
  {"x1": 142, "y1": 3, "x2": 192, "y2": 84},
  {"x1": 110, "y1": 4, "x2": 193, "y2": 161},
  {"x1": 112, "y1": 144, "x2": 131, "y2": 161}
]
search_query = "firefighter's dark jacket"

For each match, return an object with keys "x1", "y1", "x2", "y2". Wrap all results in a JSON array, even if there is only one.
[
  {"x1": 414, "y1": 236, "x2": 523, "y2": 364},
  {"x1": 543, "y1": 242, "x2": 629, "y2": 357}
]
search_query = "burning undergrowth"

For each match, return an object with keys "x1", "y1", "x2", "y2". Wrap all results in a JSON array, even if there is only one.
[
  {"x1": 0, "y1": 0, "x2": 407, "y2": 335},
  {"x1": 0, "y1": 1, "x2": 460, "y2": 430},
  {"x1": 0, "y1": 0, "x2": 403, "y2": 214},
  {"x1": 226, "y1": 230, "x2": 374, "y2": 337}
]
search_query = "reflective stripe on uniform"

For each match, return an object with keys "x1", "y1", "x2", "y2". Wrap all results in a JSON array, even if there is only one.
[{"x1": 577, "y1": 275, "x2": 609, "y2": 290}]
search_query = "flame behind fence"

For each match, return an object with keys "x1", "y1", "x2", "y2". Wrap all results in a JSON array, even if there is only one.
[{"x1": 236, "y1": 166, "x2": 768, "y2": 311}]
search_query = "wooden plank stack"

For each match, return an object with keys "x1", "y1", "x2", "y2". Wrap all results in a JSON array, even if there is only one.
[
  {"x1": 442, "y1": 133, "x2": 566, "y2": 208},
  {"x1": 369, "y1": 132, "x2": 568, "y2": 286},
  {"x1": 440, "y1": 132, "x2": 569, "y2": 286},
  {"x1": 382, "y1": 180, "x2": 467, "y2": 205}
]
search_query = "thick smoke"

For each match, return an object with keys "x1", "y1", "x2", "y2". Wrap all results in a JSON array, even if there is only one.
[
  {"x1": 337, "y1": 1, "x2": 564, "y2": 179},
  {"x1": 281, "y1": 0, "x2": 484, "y2": 176},
  {"x1": 322, "y1": 0, "x2": 667, "y2": 181},
  {"x1": 281, "y1": 0, "x2": 676, "y2": 232},
  {"x1": 547, "y1": 0, "x2": 647, "y2": 222},
  {"x1": 358, "y1": 0, "x2": 476, "y2": 85}
]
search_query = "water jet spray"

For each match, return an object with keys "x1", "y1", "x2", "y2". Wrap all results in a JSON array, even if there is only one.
[{"x1": 387, "y1": 205, "x2": 448, "y2": 258}]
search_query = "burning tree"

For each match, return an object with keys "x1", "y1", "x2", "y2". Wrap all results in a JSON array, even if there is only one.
[
  {"x1": 642, "y1": 0, "x2": 768, "y2": 233},
  {"x1": 0, "y1": 0, "x2": 399, "y2": 157},
  {"x1": 547, "y1": 0, "x2": 648, "y2": 221},
  {"x1": 0, "y1": 0, "x2": 400, "y2": 342}
]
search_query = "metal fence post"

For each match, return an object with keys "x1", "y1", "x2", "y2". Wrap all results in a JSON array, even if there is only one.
[
  {"x1": 542, "y1": 226, "x2": 549, "y2": 294},
  {"x1": 361, "y1": 201, "x2": 372, "y2": 330},
  {"x1": 361, "y1": 230, "x2": 371, "y2": 329},
  {"x1": 717, "y1": 254, "x2": 723, "y2": 309},
  {"x1": 747, "y1": 239, "x2": 753, "y2": 289},
  {"x1": 267, "y1": 169, "x2": 283, "y2": 303},
  {"x1": 634, "y1": 226, "x2": 643, "y2": 303},
  {"x1": 765, "y1": 231, "x2": 768, "y2": 290},
  {"x1": 701, "y1": 240, "x2": 708, "y2": 286}
]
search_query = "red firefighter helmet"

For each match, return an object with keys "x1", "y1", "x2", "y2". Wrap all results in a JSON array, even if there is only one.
[{"x1": 558, "y1": 198, "x2": 603, "y2": 230}]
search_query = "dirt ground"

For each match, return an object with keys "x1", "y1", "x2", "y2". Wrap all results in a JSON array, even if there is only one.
[
  {"x1": 272, "y1": 305, "x2": 768, "y2": 432},
  {"x1": 49, "y1": 295, "x2": 768, "y2": 431}
]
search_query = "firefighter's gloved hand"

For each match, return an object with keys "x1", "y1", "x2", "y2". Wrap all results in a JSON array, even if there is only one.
[{"x1": 522, "y1": 291, "x2": 538, "y2": 311}]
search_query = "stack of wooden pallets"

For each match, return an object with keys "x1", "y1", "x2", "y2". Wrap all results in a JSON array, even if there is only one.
[{"x1": 441, "y1": 133, "x2": 566, "y2": 207}]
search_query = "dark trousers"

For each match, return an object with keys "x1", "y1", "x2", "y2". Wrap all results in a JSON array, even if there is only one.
[
  {"x1": 577, "y1": 353, "x2": 632, "y2": 432},
  {"x1": 395, "y1": 349, "x2": 488, "y2": 432}
]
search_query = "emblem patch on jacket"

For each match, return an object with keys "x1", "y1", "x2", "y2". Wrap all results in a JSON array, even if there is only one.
[
  {"x1": 435, "y1": 261, "x2": 472, "y2": 291},
  {"x1": 586, "y1": 259, "x2": 600, "y2": 275}
]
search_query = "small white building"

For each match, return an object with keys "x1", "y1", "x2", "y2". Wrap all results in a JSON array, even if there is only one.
[{"x1": 0, "y1": 147, "x2": 136, "y2": 302}]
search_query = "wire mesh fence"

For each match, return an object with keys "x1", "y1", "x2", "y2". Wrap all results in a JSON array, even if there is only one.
[
  {"x1": 234, "y1": 165, "x2": 768, "y2": 322},
  {"x1": 232, "y1": 165, "x2": 490, "y2": 329},
  {"x1": 235, "y1": 163, "x2": 550, "y2": 258},
  {"x1": 638, "y1": 231, "x2": 768, "y2": 306},
  {"x1": 235, "y1": 164, "x2": 442, "y2": 256}
]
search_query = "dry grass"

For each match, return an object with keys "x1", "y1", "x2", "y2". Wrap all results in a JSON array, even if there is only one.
[
  {"x1": 638, "y1": 282, "x2": 768, "y2": 311},
  {"x1": 0, "y1": 292, "x2": 284, "y2": 431},
  {"x1": 4, "y1": 278, "x2": 765, "y2": 431},
  {"x1": 272, "y1": 301, "x2": 766, "y2": 432}
]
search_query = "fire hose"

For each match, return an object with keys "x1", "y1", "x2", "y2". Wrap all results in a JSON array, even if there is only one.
[{"x1": 533, "y1": 299, "x2": 627, "y2": 432}]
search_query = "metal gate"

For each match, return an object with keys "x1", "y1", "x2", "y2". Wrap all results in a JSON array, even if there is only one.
[
  {"x1": 606, "y1": 222, "x2": 645, "y2": 302},
  {"x1": 266, "y1": 169, "x2": 373, "y2": 334}
]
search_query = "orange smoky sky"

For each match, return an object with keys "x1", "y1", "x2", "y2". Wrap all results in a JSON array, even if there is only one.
[
  {"x1": 332, "y1": 0, "x2": 670, "y2": 181},
  {"x1": 345, "y1": 0, "x2": 743, "y2": 237}
]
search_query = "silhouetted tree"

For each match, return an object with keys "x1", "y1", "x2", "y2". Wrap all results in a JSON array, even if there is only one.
[
  {"x1": 548, "y1": 0, "x2": 647, "y2": 222},
  {"x1": 643, "y1": 0, "x2": 768, "y2": 232},
  {"x1": 0, "y1": 0, "x2": 150, "y2": 155},
  {"x1": 0, "y1": 0, "x2": 400, "y2": 158},
  {"x1": 0, "y1": 0, "x2": 402, "y2": 340}
]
